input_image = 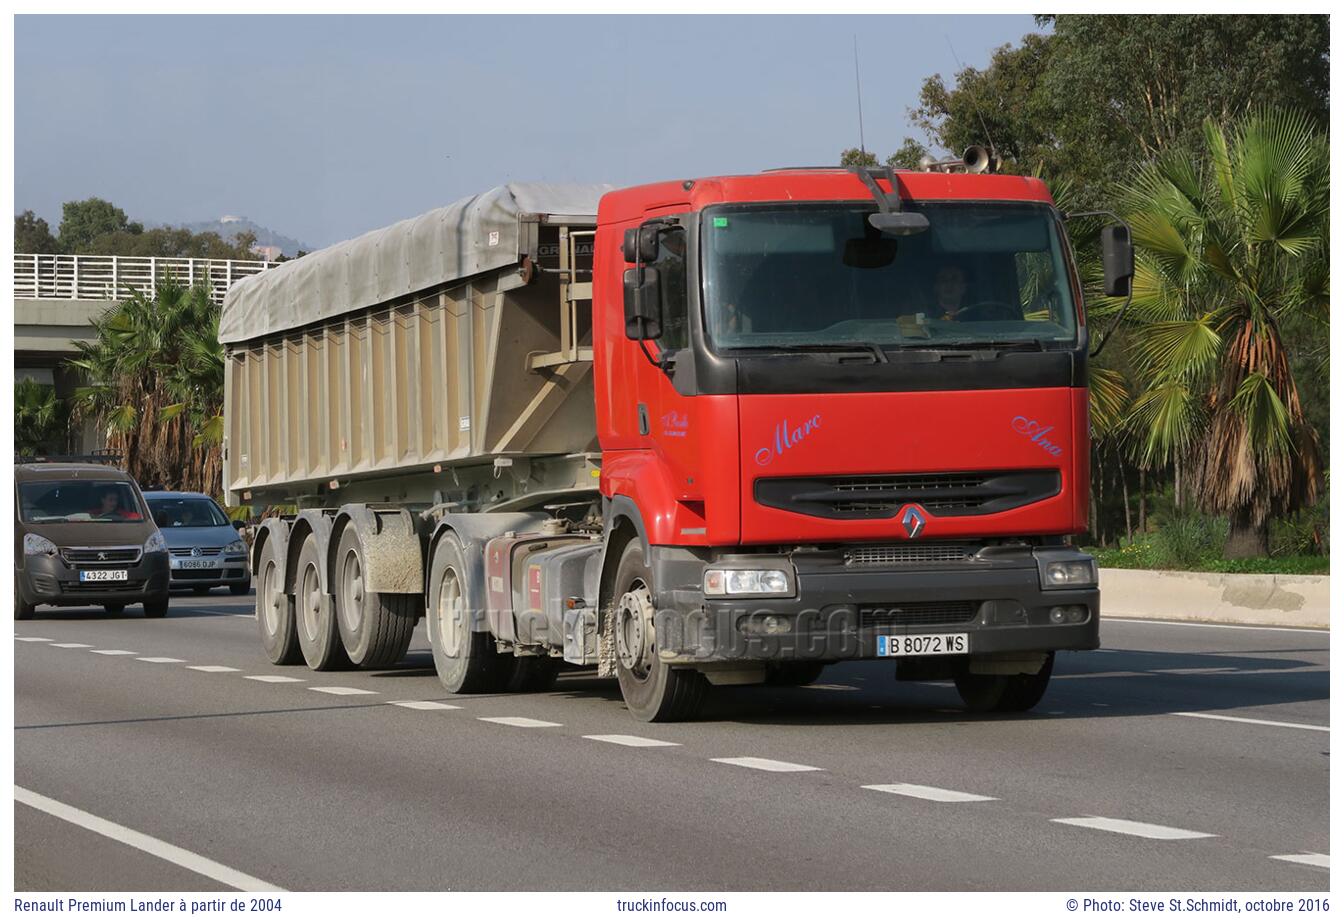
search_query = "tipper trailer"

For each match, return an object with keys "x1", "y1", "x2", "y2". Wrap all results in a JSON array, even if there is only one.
[{"x1": 221, "y1": 160, "x2": 1132, "y2": 721}]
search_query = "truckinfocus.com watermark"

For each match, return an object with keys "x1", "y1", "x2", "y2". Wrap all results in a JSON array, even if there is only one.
[{"x1": 614, "y1": 898, "x2": 728, "y2": 912}]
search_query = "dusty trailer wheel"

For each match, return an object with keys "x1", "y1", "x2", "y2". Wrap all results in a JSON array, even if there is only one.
[
  {"x1": 294, "y1": 534, "x2": 350, "y2": 671},
  {"x1": 611, "y1": 540, "x2": 707, "y2": 722},
  {"x1": 334, "y1": 527, "x2": 417, "y2": 669},
  {"x1": 427, "y1": 532, "x2": 504, "y2": 693},
  {"x1": 955, "y1": 652, "x2": 1054, "y2": 713},
  {"x1": 256, "y1": 537, "x2": 302, "y2": 665}
]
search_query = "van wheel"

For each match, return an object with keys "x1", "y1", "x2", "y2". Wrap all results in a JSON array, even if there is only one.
[
  {"x1": 334, "y1": 527, "x2": 417, "y2": 669},
  {"x1": 611, "y1": 540, "x2": 707, "y2": 722},
  {"x1": 427, "y1": 532, "x2": 504, "y2": 693},
  {"x1": 955, "y1": 653, "x2": 1054, "y2": 713},
  {"x1": 143, "y1": 596, "x2": 170, "y2": 618},
  {"x1": 256, "y1": 537, "x2": 302, "y2": 665},
  {"x1": 294, "y1": 533, "x2": 351, "y2": 671},
  {"x1": 16, "y1": 588, "x2": 35, "y2": 620}
]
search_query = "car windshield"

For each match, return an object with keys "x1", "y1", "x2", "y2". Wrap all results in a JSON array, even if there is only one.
[
  {"x1": 19, "y1": 480, "x2": 145, "y2": 523},
  {"x1": 701, "y1": 202, "x2": 1079, "y2": 351},
  {"x1": 147, "y1": 497, "x2": 230, "y2": 528}
]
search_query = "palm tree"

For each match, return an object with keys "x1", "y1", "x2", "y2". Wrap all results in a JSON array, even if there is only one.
[
  {"x1": 67, "y1": 278, "x2": 225, "y2": 493},
  {"x1": 1114, "y1": 109, "x2": 1327, "y2": 557},
  {"x1": 15, "y1": 379, "x2": 69, "y2": 456}
]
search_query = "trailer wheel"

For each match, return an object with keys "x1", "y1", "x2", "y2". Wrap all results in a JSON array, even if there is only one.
[
  {"x1": 764, "y1": 661, "x2": 826, "y2": 686},
  {"x1": 954, "y1": 652, "x2": 1054, "y2": 713},
  {"x1": 334, "y1": 527, "x2": 417, "y2": 669},
  {"x1": 294, "y1": 533, "x2": 351, "y2": 671},
  {"x1": 256, "y1": 537, "x2": 302, "y2": 665},
  {"x1": 611, "y1": 540, "x2": 707, "y2": 722},
  {"x1": 427, "y1": 532, "x2": 503, "y2": 693},
  {"x1": 503, "y1": 657, "x2": 558, "y2": 693}
]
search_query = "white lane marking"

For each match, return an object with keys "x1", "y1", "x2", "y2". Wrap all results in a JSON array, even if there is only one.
[
  {"x1": 90, "y1": 649, "x2": 137, "y2": 656},
  {"x1": 15, "y1": 785, "x2": 284, "y2": 891},
  {"x1": 711, "y1": 757, "x2": 822, "y2": 773},
  {"x1": 16, "y1": 637, "x2": 53, "y2": 642},
  {"x1": 807, "y1": 684, "x2": 860, "y2": 691},
  {"x1": 308, "y1": 686, "x2": 378, "y2": 696},
  {"x1": 584, "y1": 734, "x2": 680, "y2": 747},
  {"x1": 388, "y1": 700, "x2": 461, "y2": 710},
  {"x1": 244, "y1": 675, "x2": 305, "y2": 684},
  {"x1": 231, "y1": 614, "x2": 255, "y2": 619},
  {"x1": 187, "y1": 665, "x2": 241, "y2": 673},
  {"x1": 1153, "y1": 667, "x2": 1240, "y2": 674},
  {"x1": 1270, "y1": 853, "x2": 1329, "y2": 869},
  {"x1": 1103, "y1": 617, "x2": 1328, "y2": 635},
  {"x1": 477, "y1": 716, "x2": 562, "y2": 728},
  {"x1": 863, "y1": 783, "x2": 997, "y2": 803},
  {"x1": 137, "y1": 657, "x2": 187, "y2": 664},
  {"x1": 1053, "y1": 816, "x2": 1215, "y2": 840},
  {"x1": 1174, "y1": 711, "x2": 1328, "y2": 733},
  {"x1": 51, "y1": 643, "x2": 94, "y2": 649}
]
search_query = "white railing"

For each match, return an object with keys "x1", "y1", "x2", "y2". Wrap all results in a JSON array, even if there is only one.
[{"x1": 14, "y1": 253, "x2": 277, "y2": 306}]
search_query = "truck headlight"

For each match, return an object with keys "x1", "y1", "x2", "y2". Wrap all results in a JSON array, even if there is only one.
[
  {"x1": 1041, "y1": 559, "x2": 1096, "y2": 589},
  {"x1": 224, "y1": 540, "x2": 246, "y2": 555},
  {"x1": 23, "y1": 534, "x2": 57, "y2": 557},
  {"x1": 704, "y1": 568, "x2": 793, "y2": 597},
  {"x1": 143, "y1": 531, "x2": 168, "y2": 554}
]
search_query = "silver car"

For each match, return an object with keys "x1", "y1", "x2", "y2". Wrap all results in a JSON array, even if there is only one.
[{"x1": 143, "y1": 491, "x2": 250, "y2": 596}]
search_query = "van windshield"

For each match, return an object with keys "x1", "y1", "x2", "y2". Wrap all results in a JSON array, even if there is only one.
[
  {"x1": 701, "y1": 202, "x2": 1079, "y2": 351},
  {"x1": 147, "y1": 497, "x2": 230, "y2": 528},
  {"x1": 19, "y1": 481, "x2": 145, "y2": 523}
]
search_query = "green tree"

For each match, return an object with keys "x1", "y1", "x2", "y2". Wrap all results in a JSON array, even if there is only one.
[
  {"x1": 15, "y1": 211, "x2": 58, "y2": 253},
  {"x1": 14, "y1": 379, "x2": 69, "y2": 456},
  {"x1": 839, "y1": 147, "x2": 879, "y2": 168},
  {"x1": 58, "y1": 197, "x2": 143, "y2": 253},
  {"x1": 67, "y1": 279, "x2": 224, "y2": 492},
  {"x1": 1113, "y1": 109, "x2": 1327, "y2": 557}
]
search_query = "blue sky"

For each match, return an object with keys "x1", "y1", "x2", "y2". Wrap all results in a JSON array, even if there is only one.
[{"x1": 16, "y1": 14, "x2": 1040, "y2": 249}]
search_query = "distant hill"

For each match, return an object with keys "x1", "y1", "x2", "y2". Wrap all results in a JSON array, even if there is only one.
[{"x1": 178, "y1": 216, "x2": 310, "y2": 258}]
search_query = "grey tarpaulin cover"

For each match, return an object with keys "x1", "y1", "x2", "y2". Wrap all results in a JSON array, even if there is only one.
[{"x1": 218, "y1": 182, "x2": 612, "y2": 345}]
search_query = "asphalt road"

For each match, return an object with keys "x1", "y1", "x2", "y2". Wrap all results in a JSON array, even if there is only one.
[{"x1": 14, "y1": 592, "x2": 1330, "y2": 892}]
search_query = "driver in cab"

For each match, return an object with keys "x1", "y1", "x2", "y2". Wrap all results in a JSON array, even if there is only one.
[
  {"x1": 932, "y1": 262, "x2": 970, "y2": 321},
  {"x1": 89, "y1": 487, "x2": 141, "y2": 521}
]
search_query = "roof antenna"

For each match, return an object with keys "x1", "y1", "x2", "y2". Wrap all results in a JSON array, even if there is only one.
[
  {"x1": 853, "y1": 35, "x2": 867, "y2": 158},
  {"x1": 944, "y1": 35, "x2": 997, "y2": 158}
]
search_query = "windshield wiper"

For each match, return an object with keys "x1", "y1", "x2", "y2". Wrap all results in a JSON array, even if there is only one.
[
  {"x1": 757, "y1": 342, "x2": 889, "y2": 363},
  {"x1": 927, "y1": 339, "x2": 1048, "y2": 352}
]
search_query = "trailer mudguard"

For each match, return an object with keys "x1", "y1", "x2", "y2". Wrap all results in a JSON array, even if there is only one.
[{"x1": 332, "y1": 505, "x2": 424, "y2": 595}]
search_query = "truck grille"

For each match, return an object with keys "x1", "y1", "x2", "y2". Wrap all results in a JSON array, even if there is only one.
[
  {"x1": 60, "y1": 546, "x2": 141, "y2": 565},
  {"x1": 844, "y1": 544, "x2": 975, "y2": 567},
  {"x1": 755, "y1": 470, "x2": 1060, "y2": 520},
  {"x1": 859, "y1": 601, "x2": 979, "y2": 628}
]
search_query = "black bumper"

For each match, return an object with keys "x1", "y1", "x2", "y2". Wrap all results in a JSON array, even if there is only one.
[
  {"x1": 652, "y1": 544, "x2": 1100, "y2": 663},
  {"x1": 18, "y1": 552, "x2": 170, "y2": 607}
]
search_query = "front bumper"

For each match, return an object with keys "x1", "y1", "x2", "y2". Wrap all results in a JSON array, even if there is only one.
[
  {"x1": 18, "y1": 551, "x2": 170, "y2": 607},
  {"x1": 168, "y1": 554, "x2": 250, "y2": 589},
  {"x1": 652, "y1": 544, "x2": 1100, "y2": 663}
]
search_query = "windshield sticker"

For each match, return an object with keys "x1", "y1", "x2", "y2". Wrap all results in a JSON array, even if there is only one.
[
  {"x1": 1012, "y1": 416, "x2": 1063, "y2": 457},
  {"x1": 755, "y1": 415, "x2": 822, "y2": 467}
]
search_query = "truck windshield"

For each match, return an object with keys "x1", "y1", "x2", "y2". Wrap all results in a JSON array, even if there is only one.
[
  {"x1": 19, "y1": 481, "x2": 145, "y2": 523},
  {"x1": 701, "y1": 202, "x2": 1079, "y2": 351}
]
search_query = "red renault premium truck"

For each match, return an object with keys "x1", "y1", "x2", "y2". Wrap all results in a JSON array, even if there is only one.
[{"x1": 224, "y1": 156, "x2": 1132, "y2": 721}]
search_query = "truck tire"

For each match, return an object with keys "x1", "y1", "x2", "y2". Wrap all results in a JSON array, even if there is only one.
[
  {"x1": 765, "y1": 661, "x2": 826, "y2": 686},
  {"x1": 611, "y1": 540, "x2": 707, "y2": 722},
  {"x1": 954, "y1": 652, "x2": 1054, "y2": 713},
  {"x1": 503, "y1": 656, "x2": 559, "y2": 693},
  {"x1": 427, "y1": 532, "x2": 504, "y2": 693},
  {"x1": 143, "y1": 595, "x2": 170, "y2": 618},
  {"x1": 294, "y1": 533, "x2": 351, "y2": 671},
  {"x1": 256, "y1": 537, "x2": 302, "y2": 665},
  {"x1": 334, "y1": 527, "x2": 417, "y2": 669}
]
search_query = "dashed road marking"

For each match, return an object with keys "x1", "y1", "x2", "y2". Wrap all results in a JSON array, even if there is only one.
[
  {"x1": 137, "y1": 657, "x2": 186, "y2": 664},
  {"x1": 51, "y1": 643, "x2": 93, "y2": 649},
  {"x1": 1154, "y1": 667, "x2": 1239, "y2": 675},
  {"x1": 187, "y1": 665, "x2": 241, "y2": 673},
  {"x1": 15, "y1": 785, "x2": 284, "y2": 891},
  {"x1": 711, "y1": 757, "x2": 822, "y2": 773},
  {"x1": 1053, "y1": 816, "x2": 1215, "y2": 840},
  {"x1": 16, "y1": 637, "x2": 53, "y2": 642},
  {"x1": 1104, "y1": 617, "x2": 1327, "y2": 635},
  {"x1": 477, "y1": 716, "x2": 562, "y2": 728},
  {"x1": 389, "y1": 700, "x2": 461, "y2": 710},
  {"x1": 90, "y1": 649, "x2": 137, "y2": 656},
  {"x1": 1270, "y1": 853, "x2": 1329, "y2": 870},
  {"x1": 244, "y1": 675, "x2": 305, "y2": 683},
  {"x1": 584, "y1": 734, "x2": 680, "y2": 747},
  {"x1": 863, "y1": 783, "x2": 997, "y2": 803},
  {"x1": 1174, "y1": 712, "x2": 1328, "y2": 733},
  {"x1": 309, "y1": 686, "x2": 378, "y2": 696},
  {"x1": 806, "y1": 684, "x2": 859, "y2": 691}
]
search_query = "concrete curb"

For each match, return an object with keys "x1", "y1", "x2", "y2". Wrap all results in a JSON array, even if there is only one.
[{"x1": 1098, "y1": 567, "x2": 1330, "y2": 630}]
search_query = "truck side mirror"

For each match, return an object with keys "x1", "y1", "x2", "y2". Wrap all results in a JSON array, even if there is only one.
[
  {"x1": 1101, "y1": 224, "x2": 1134, "y2": 298},
  {"x1": 623, "y1": 267, "x2": 662, "y2": 340},
  {"x1": 621, "y1": 226, "x2": 660, "y2": 264}
]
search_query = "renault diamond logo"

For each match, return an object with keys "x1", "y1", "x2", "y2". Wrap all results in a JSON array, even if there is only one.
[
  {"x1": 191, "y1": 546, "x2": 202, "y2": 557},
  {"x1": 900, "y1": 506, "x2": 927, "y2": 539}
]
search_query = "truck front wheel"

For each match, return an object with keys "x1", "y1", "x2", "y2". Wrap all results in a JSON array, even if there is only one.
[
  {"x1": 610, "y1": 540, "x2": 707, "y2": 722},
  {"x1": 954, "y1": 652, "x2": 1054, "y2": 713},
  {"x1": 427, "y1": 533, "x2": 503, "y2": 693}
]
